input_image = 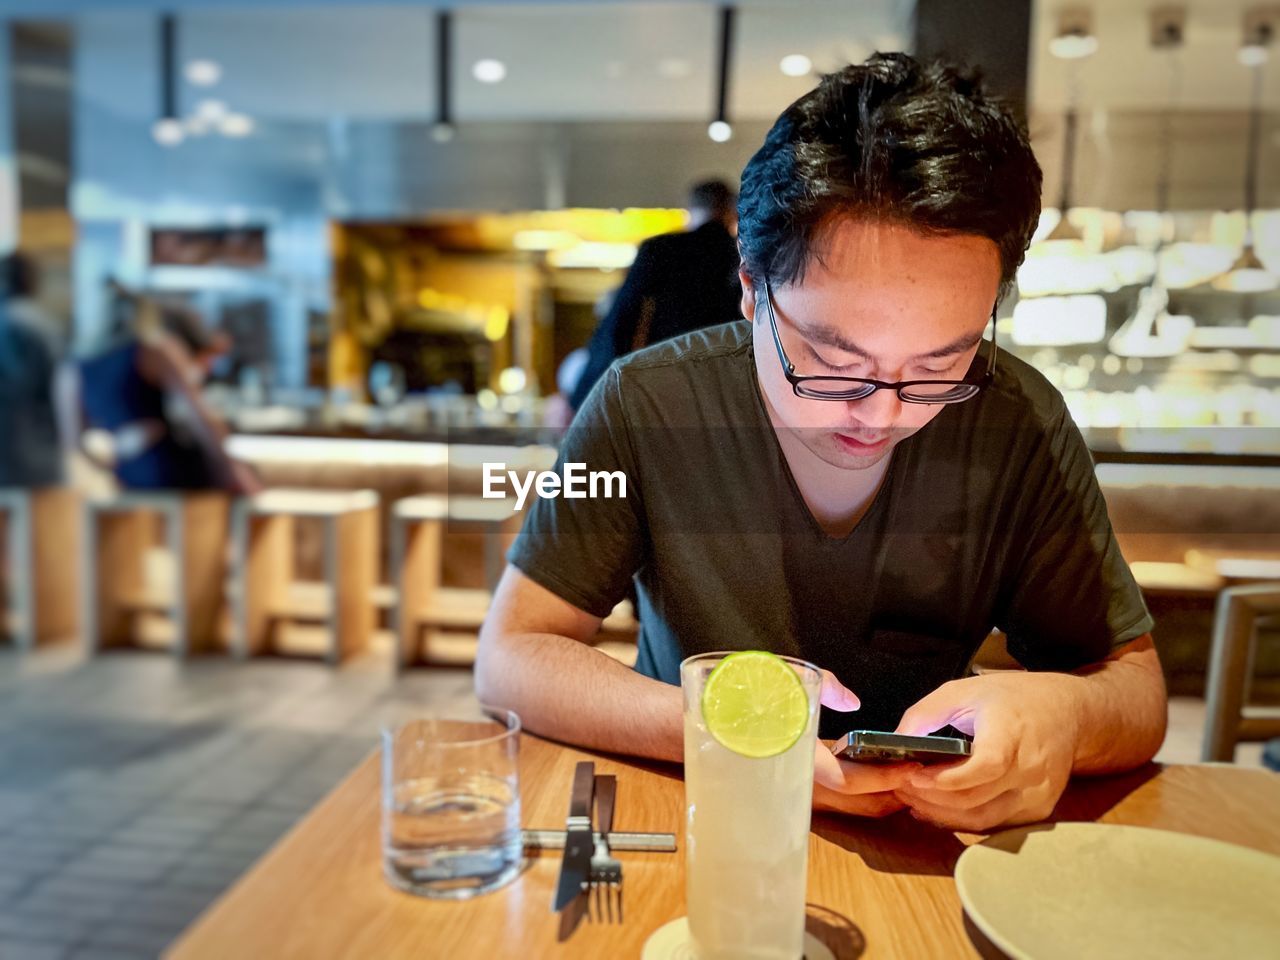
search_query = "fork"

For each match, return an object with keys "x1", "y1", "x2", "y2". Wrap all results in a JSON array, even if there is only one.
[{"x1": 588, "y1": 774, "x2": 623, "y2": 923}]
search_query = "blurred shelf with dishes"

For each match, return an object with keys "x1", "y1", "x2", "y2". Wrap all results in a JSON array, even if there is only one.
[{"x1": 1003, "y1": 207, "x2": 1280, "y2": 460}]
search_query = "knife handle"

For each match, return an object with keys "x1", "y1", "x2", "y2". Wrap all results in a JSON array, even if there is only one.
[{"x1": 566, "y1": 761, "x2": 595, "y2": 832}]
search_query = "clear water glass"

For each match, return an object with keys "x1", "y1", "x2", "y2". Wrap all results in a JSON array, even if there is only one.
[{"x1": 381, "y1": 709, "x2": 523, "y2": 899}]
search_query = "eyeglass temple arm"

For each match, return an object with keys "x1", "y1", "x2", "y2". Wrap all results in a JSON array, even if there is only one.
[{"x1": 761, "y1": 280, "x2": 795, "y2": 376}]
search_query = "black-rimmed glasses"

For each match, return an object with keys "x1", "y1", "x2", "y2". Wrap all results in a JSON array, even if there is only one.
[{"x1": 762, "y1": 278, "x2": 998, "y2": 404}]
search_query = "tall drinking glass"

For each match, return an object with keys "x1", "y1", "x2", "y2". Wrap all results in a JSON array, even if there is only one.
[
  {"x1": 681, "y1": 653, "x2": 823, "y2": 960},
  {"x1": 381, "y1": 709, "x2": 523, "y2": 899}
]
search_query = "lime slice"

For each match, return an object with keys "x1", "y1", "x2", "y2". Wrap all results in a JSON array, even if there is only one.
[{"x1": 700, "y1": 651, "x2": 811, "y2": 759}]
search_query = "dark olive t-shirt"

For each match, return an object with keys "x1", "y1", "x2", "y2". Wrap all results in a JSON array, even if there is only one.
[{"x1": 509, "y1": 320, "x2": 1153, "y2": 738}]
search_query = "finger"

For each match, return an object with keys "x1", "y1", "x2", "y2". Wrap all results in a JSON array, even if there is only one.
[
  {"x1": 827, "y1": 760, "x2": 922, "y2": 795},
  {"x1": 814, "y1": 784, "x2": 906, "y2": 818},
  {"x1": 895, "y1": 682, "x2": 967, "y2": 737},
  {"x1": 899, "y1": 788, "x2": 1021, "y2": 833},
  {"x1": 819, "y1": 670, "x2": 860, "y2": 712},
  {"x1": 896, "y1": 771, "x2": 1010, "y2": 811},
  {"x1": 912, "y1": 737, "x2": 1013, "y2": 793}
]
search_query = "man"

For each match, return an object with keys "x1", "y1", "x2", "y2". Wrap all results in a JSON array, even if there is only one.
[
  {"x1": 478, "y1": 54, "x2": 1166, "y2": 832},
  {"x1": 0, "y1": 252, "x2": 63, "y2": 487},
  {"x1": 568, "y1": 178, "x2": 741, "y2": 410}
]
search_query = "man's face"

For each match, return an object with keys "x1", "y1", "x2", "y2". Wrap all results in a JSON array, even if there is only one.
[{"x1": 745, "y1": 217, "x2": 1002, "y2": 471}]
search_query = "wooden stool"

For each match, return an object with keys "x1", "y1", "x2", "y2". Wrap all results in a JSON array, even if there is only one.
[
  {"x1": 390, "y1": 494, "x2": 521, "y2": 671},
  {"x1": 0, "y1": 487, "x2": 80, "y2": 649},
  {"x1": 231, "y1": 489, "x2": 378, "y2": 665},
  {"x1": 83, "y1": 491, "x2": 229, "y2": 656},
  {"x1": 1202, "y1": 583, "x2": 1280, "y2": 762}
]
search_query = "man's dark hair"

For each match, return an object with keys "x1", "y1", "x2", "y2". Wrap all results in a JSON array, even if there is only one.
[
  {"x1": 0, "y1": 252, "x2": 38, "y2": 299},
  {"x1": 738, "y1": 52, "x2": 1042, "y2": 295},
  {"x1": 689, "y1": 178, "x2": 737, "y2": 217}
]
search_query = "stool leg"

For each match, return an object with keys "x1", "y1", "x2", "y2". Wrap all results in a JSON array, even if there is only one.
[
  {"x1": 1203, "y1": 590, "x2": 1254, "y2": 762},
  {"x1": 395, "y1": 517, "x2": 442, "y2": 671},
  {"x1": 246, "y1": 513, "x2": 292, "y2": 658},
  {"x1": 30, "y1": 489, "x2": 80, "y2": 646},
  {"x1": 331, "y1": 506, "x2": 377, "y2": 665},
  {"x1": 176, "y1": 494, "x2": 229, "y2": 657},
  {"x1": 91, "y1": 510, "x2": 149, "y2": 652},
  {"x1": 3, "y1": 499, "x2": 32, "y2": 650}
]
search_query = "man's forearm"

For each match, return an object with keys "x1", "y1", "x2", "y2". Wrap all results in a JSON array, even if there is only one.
[
  {"x1": 475, "y1": 632, "x2": 684, "y2": 764},
  {"x1": 1067, "y1": 634, "x2": 1167, "y2": 774}
]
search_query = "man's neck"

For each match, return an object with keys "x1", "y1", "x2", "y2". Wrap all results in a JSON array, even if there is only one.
[{"x1": 758, "y1": 387, "x2": 892, "y2": 538}]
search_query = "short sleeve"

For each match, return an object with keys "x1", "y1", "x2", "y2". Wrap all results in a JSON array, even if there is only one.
[
  {"x1": 507, "y1": 366, "x2": 646, "y2": 618},
  {"x1": 996, "y1": 408, "x2": 1154, "y2": 671}
]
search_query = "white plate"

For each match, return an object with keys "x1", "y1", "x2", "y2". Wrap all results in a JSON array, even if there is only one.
[{"x1": 955, "y1": 822, "x2": 1280, "y2": 960}]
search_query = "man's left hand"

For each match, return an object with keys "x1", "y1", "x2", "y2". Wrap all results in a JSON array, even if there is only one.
[{"x1": 890, "y1": 672, "x2": 1081, "y2": 832}]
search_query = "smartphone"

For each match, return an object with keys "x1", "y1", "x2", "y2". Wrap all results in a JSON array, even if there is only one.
[{"x1": 833, "y1": 730, "x2": 972, "y2": 765}]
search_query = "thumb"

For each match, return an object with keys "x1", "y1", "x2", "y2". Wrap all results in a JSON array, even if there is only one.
[
  {"x1": 895, "y1": 684, "x2": 962, "y2": 736},
  {"x1": 819, "y1": 669, "x2": 860, "y2": 712}
]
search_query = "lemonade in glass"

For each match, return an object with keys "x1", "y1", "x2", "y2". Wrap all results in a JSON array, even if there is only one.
[{"x1": 681, "y1": 651, "x2": 823, "y2": 959}]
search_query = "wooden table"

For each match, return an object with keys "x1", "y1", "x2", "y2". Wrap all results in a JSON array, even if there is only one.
[{"x1": 167, "y1": 738, "x2": 1280, "y2": 960}]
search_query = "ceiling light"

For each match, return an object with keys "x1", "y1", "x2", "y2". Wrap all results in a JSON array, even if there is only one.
[
  {"x1": 658, "y1": 58, "x2": 692, "y2": 79},
  {"x1": 196, "y1": 98, "x2": 227, "y2": 121},
  {"x1": 708, "y1": 7, "x2": 736, "y2": 144},
  {"x1": 1241, "y1": 10, "x2": 1276, "y2": 67},
  {"x1": 1239, "y1": 44, "x2": 1270, "y2": 66},
  {"x1": 154, "y1": 14, "x2": 181, "y2": 147},
  {"x1": 779, "y1": 54, "x2": 811, "y2": 77},
  {"x1": 184, "y1": 59, "x2": 221, "y2": 87},
  {"x1": 183, "y1": 115, "x2": 211, "y2": 137},
  {"x1": 435, "y1": 11, "x2": 454, "y2": 142},
  {"x1": 152, "y1": 117, "x2": 184, "y2": 147},
  {"x1": 219, "y1": 113, "x2": 254, "y2": 138},
  {"x1": 1050, "y1": 31, "x2": 1098, "y2": 59},
  {"x1": 1050, "y1": 9, "x2": 1098, "y2": 60},
  {"x1": 472, "y1": 59, "x2": 506, "y2": 84}
]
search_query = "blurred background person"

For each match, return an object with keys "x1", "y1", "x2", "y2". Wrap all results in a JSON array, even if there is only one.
[
  {"x1": 0, "y1": 251, "x2": 63, "y2": 487},
  {"x1": 60, "y1": 280, "x2": 261, "y2": 494},
  {"x1": 569, "y1": 178, "x2": 742, "y2": 410}
]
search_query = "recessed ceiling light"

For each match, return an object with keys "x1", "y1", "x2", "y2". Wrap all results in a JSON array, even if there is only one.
[
  {"x1": 472, "y1": 59, "x2": 507, "y2": 83},
  {"x1": 196, "y1": 98, "x2": 227, "y2": 121},
  {"x1": 185, "y1": 59, "x2": 221, "y2": 87},
  {"x1": 779, "y1": 54, "x2": 812, "y2": 77},
  {"x1": 658, "y1": 58, "x2": 691, "y2": 79},
  {"x1": 184, "y1": 115, "x2": 212, "y2": 137},
  {"x1": 152, "y1": 118, "x2": 184, "y2": 147},
  {"x1": 708, "y1": 120, "x2": 732, "y2": 143},
  {"x1": 219, "y1": 113, "x2": 254, "y2": 138}
]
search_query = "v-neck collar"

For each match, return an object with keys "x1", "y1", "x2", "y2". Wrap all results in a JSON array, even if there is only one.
[{"x1": 745, "y1": 345, "x2": 906, "y2": 544}]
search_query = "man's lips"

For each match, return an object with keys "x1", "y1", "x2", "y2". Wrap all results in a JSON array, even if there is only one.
[{"x1": 834, "y1": 432, "x2": 890, "y2": 453}]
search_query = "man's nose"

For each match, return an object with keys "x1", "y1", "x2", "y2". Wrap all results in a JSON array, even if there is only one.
[{"x1": 846, "y1": 388, "x2": 901, "y2": 431}]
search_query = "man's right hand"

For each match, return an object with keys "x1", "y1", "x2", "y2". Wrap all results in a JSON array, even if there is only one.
[
  {"x1": 811, "y1": 669, "x2": 917, "y2": 817},
  {"x1": 813, "y1": 743, "x2": 919, "y2": 817}
]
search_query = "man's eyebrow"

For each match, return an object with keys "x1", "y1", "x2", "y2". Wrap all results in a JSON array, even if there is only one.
[{"x1": 795, "y1": 321, "x2": 987, "y2": 361}]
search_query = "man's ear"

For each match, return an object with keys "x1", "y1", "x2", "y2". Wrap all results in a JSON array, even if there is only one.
[{"x1": 738, "y1": 265, "x2": 757, "y2": 322}]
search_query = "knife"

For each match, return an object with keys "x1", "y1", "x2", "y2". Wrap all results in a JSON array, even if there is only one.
[
  {"x1": 552, "y1": 761, "x2": 595, "y2": 912},
  {"x1": 523, "y1": 830, "x2": 676, "y2": 852}
]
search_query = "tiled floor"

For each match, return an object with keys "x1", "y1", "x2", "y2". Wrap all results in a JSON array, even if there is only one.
[
  {"x1": 0, "y1": 644, "x2": 475, "y2": 960},
  {"x1": 0, "y1": 643, "x2": 1266, "y2": 959}
]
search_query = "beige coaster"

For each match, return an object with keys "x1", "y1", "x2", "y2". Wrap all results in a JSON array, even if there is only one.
[
  {"x1": 641, "y1": 917, "x2": 835, "y2": 960},
  {"x1": 956, "y1": 822, "x2": 1280, "y2": 960}
]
